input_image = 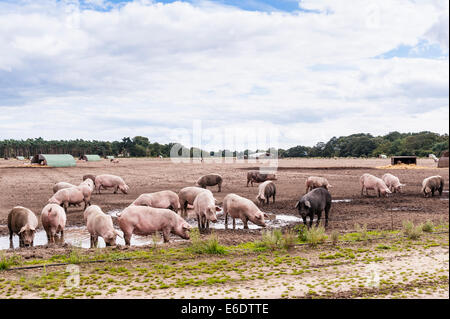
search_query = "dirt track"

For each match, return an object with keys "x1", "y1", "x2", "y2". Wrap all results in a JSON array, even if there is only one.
[{"x1": 0, "y1": 157, "x2": 448, "y2": 242}]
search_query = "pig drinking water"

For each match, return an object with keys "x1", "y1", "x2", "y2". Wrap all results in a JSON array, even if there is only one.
[
  {"x1": 422, "y1": 175, "x2": 444, "y2": 197},
  {"x1": 131, "y1": 190, "x2": 180, "y2": 213},
  {"x1": 223, "y1": 193, "x2": 267, "y2": 229},
  {"x1": 196, "y1": 174, "x2": 223, "y2": 192},
  {"x1": 95, "y1": 174, "x2": 129, "y2": 194},
  {"x1": 305, "y1": 176, "x2": 332, "y2": 193},
  {"x1": 295, "y1": 188, "x2": 332, "y2": 227},
  {"x1": 256, "y1": 181, "x2": 276, "y2": 206},
  {"x1": 193, "y1": 190, "x2": 220, "y2": 231},
  {"x1": 85, "y1": 205, "x2": 121, "y2": 247},
  {"x1": 360, "y1": 173, "x2": 392, "y2": 197},
  {"x1": 382, "y1": 173, "x2": 405, "y2": 193},
  {"x1": 178, "y1": 186, "x2": 210, "y2": 218},
  {"x1": 7, "y1": 206, "x2": 38, "y2": 248},
  {"x1": 41, "y1": 204, "x2": 66, "y2": 244},
  {"x1": 117, "y1": 206, "x2": 191, "y2": 244}
]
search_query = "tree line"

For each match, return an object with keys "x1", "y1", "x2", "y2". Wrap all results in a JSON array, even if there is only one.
[{"x1": 0, "y1": 131, "x2": 448, "y2": 159}]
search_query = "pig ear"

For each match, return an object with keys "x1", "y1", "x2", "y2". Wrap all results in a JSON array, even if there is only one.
[
  {"x1": 18, "y1": 226, "x2": 27, "y2": 234},
  {"x1": 304, "y1": 200, "x2": 311, "y2": 208},
  {"x1": 215, "y1": 206, "x2": 221, "y2": 212},
  {"x1": 114, "y1": 230, "x2": 123, "y2": 239},
  {"x1": 263, "y1": 213, "x2": 269, "y2": 219},
  {"x1": 294, "y1": 201, "x2": 300, "y2": 209},
  {"x1": 328, "y1": 184, "x2": 333, "y2": 188},
  {"x1": 182, "y1": 223, "x2": 191, "y2": 230},
  {"x1": 400, "y1": 184, "x2": 406, "y2": 187}
]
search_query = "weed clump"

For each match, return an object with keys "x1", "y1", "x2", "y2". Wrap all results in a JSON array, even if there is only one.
[
  {"x1": 304, "y1": 225, "x2": 327, "y2": 246},
  {"x1": 330, "y1": 231, "x2": 340, "y2": 245},
  {"x1": 421, "y1": 220, "x2": 434, "y2": 233},
  {"x1": 403, "y1": 220, "x2": 423, "y2": 240},
  {"x1": 0, "y1": 253, "x2": 21, "y2": 270},
  {"x1": 187, "y1": 229, "x2": 227, "y2": 255},
  {"x1": 354, "y1": 223, "x2": 368, "y2": 241}
]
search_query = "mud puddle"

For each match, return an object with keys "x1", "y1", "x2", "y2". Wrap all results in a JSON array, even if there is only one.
[{"x1": 0, "y1": 226, "x2": 178, "y2": 250}]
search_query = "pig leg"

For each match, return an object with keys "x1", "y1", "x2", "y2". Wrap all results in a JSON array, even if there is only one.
[
  {"x1": 60, "y1": 230, "x2": 64, "y2": 244},
  {"x1": 309, "y1": 213, "x2": 313, "y2": 228},
  {"x1": 9, "y1": 232, "x2": 14, "y2": 249},
  {"x1": 197, "y1": 214, "x2": 202, "y2": 230},
  {"x1": 218, "y1": 181, "x2": 222, "y2": 192},
  {"x1": 243, "y1": 217, "x2": 249, "y2": 229},
  {"x1": 162, "y1": 229, "x2": 170, "y2": 243},
  {"x1": 316, "y1": 210, "x2": 322, "y2": 227},
  {"x1": 224, "y1": 212, "x2": 229, "y2": 229},
  {"x1": 114, "y1": 185, "x2": 119, "y2": 194},
  {"x1": 232, "y1": 218, "x2": 236, "y2": 230},
  {"x1": 63, "y1": 202, "x2": 68, "y2": 213},
  {"x1": 247, "y1": 179, "x2": 250, "y2": 187},
  {"x1": 273, "y1": 192, "x2": 276, "y2": 204},
  {"x1": 324, "y1": 203, "x2": 331, "y2": 227},
  {"x1": 90, "y1": 235, "x2": 96, "y2": 248}
]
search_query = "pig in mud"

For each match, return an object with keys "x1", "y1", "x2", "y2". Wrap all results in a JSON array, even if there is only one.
[
  {"x1": 131, "y1": 190, "x2": 180, "y2": 213},
  {"x1": 422, "y1": 175, "x2": 444, "y2": 197},
  {"x1": 305, "y1": 176, "x2": 332, "y2": 193},
  {"x1": 256, "y1": 181, "x2": 276, "y2": 206},
  {"x1": 246, "y1": 170, "x2": 277, "y2": 187},
  {"x1": 7, "y1": 206, "x2": 38, "y2": 248},
  {"x1": 196, "y1": 174, "x2": 223, "y2": 192},
  {"x1": 295, "y1": 187, "x2": 332, "y2": 228},
  {"x1": 85, "y1": 205, "x2": 121, "y2": 247},
  {"x1": 178, "y1": 186, "x2": 211, "y2": 218},
  {"x1": 95, "y1": 174, "x2": 129, "y2": 194},
  {"x1": 117, "y1": 206, "x2": 191, "y2": 244},
  {"x1": 53, "y1": 182, "x2": 76, "y2": 194},
  {"x1": 223, "y1": 193, "x2": 268, "y2": 229},
  {"x1": 41, "y1": 204, "x2": 66, "y2": 245},
  {"x1": 360, "y1": 173, "x2": 392, "y2": 197},
  {"x1": 382, "y1": 173, "x2": 405, "y2": 193},
  {"x1": 193, "y1": 190, "x2": 221, "y2": 231},
  {"x1": 48, "y1": 187, "x2": 86, "y2": 212}
]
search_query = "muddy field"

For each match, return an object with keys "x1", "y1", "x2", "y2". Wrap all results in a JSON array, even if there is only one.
[
  {"x1": 0, "y1": 157, "x2": 447, "y2": 242},
  {"x1": 0, "y1": 157, "x2": 448, "y2": 299}
]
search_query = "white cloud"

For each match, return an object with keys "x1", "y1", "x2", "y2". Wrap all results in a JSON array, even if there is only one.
[{"x1": 0, "y1": 0, "x2": 448, "y2": 149}]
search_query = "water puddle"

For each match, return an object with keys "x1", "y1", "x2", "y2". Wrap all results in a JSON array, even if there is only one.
[
  {"x1": 332, "y1": 199, "x2": 352, "y2": 203},
  {"x1": 0, "y1": 226, "x2": 173, "y2": 250},
  {"x1": 1, "y1": 209, "x2": 306, "y2": 250}
]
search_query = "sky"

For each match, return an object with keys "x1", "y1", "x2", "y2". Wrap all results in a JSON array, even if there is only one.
[{"x1": 0, "y1": 0, "x2": 448, "y2": 150}]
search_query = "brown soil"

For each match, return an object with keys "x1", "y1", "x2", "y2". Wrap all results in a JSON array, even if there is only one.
[{"x1": 0, "y1": 157, "x2": 448, "y2": 244}]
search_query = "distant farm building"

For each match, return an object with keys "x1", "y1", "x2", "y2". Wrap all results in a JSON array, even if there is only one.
[
  {"x1": 438, "y1": 151, "x2": 449, "y2": 168},
  {"x1": 16, "y1": 156, "x2": 25, "y2": 160},
  {"x1": 379, "y1": 154, "x2": 387, "y2": 159},
  {"x1": 31, "y1": 154, "x2": 76, "y2": 167},
  {"x1": 391, "y1": 156, "x2": 417, "y2": 165},
  {"x1": 79, "y1": 154, "x2": 101, "y2": 161},
  {"x1": 429, "y1": 154, "x2": 439, "y2": 162},
  {"x1": 248, "y1": 152, "x2": 271, "y2": 159},
  {"x1": 106, "y1": 156, "x2": 115, "y2": 160}
]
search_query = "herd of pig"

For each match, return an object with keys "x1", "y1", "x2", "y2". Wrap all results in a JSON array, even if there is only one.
[{"x1": 5, "y1": 169, "x2": 445, "y2": 249}]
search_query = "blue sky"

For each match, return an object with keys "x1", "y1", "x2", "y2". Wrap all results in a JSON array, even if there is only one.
[{"x1": 0, "y1": 0, "x2": 448, "y2": 149}]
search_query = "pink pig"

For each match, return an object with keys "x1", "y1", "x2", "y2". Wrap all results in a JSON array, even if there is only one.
[
  {"x1": 117, "y1": 205, "x2": 191, "y2": 244},
  {"x1": 360, "y1": 173, "x2": 392, "y2": 197},
  {"x1": 131, "y1": 190, "x2": 180, "y2": 213},
  {"x1": 382, "y1": 173, "x2": 405, "y2": 193},
  {"x1": 94, "y1": 174, "x2": 129, "y2": 194},
  {"x1": 41, "y1": 203, "x2": 66, "y2": 244},
  {"x1": 48, "y1": 187, "x2": 86, "y2": 212}
]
